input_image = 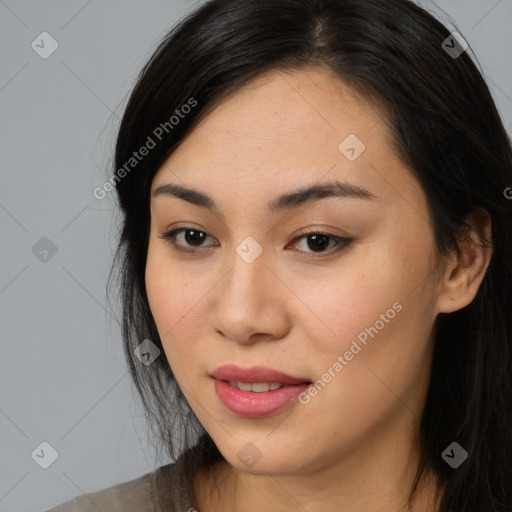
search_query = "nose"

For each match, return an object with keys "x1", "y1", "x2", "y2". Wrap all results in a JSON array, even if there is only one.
[{"x1": 209, "y1": 244, "x2": 291, "y2": 345}]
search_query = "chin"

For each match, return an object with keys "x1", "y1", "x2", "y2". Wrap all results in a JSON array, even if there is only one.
[{"x1": 217, "y1": 441, "x2": 310, "y2": 477}]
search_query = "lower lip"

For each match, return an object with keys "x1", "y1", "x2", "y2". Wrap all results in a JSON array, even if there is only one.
[{"x1": 213, "y1": 379, "x2": 310, "y2": 418}]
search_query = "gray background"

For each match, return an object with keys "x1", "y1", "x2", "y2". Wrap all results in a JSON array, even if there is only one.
[{"x1": 1, "y1": 1, "x2": 510, "y2": 511}]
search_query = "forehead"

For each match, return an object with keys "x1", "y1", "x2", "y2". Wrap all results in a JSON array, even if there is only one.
[
  {"x1": 164, "y1": 67, "x2": 387, "y2": 164},
  {"x1": 151, "y1": 67, "x2": 427, "y2": 221}
]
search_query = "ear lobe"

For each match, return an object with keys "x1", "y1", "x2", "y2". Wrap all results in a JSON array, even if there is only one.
[{"x1": 437, "y1": 208, "x2": 493, "y2": 314}]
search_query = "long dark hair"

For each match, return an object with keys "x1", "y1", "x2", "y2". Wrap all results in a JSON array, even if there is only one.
[{"x1": 107, "y1": 0, "x2": 512, "y2": 510}]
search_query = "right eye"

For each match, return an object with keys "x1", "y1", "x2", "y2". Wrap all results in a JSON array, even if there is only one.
[{"x1": 158, "y1": 227, "x2": 218, "y2": 253}]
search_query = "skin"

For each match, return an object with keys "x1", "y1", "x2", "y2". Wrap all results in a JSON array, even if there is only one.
[{"x1": 145, "y1": 67, "x2": 492, "y2": 512}]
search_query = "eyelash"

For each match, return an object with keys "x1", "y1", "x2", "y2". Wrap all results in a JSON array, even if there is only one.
[{"x1": 158, "y1": 227, "x2": 353, "y2": 258}]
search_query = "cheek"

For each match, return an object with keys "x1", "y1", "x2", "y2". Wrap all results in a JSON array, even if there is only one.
[
  {"x1": 302, "y1": 248, "x2": 408, "y2": 354},
  {"x1": 145, "y1": 246, "x2": 204, "y2": 373},
  {"x1": 301, "y1": 235, "x2": 437, "y2": 387}
]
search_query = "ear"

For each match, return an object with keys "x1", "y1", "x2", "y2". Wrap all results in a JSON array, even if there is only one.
[{"x1": 437, "y1": 208, "x2": 493, "y2": 314}]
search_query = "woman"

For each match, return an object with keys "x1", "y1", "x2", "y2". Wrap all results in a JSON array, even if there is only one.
[{"x1": 47, "y1": 0, "x2": 512, "y2": 510}]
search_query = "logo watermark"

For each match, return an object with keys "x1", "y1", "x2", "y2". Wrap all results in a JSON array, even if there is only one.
[{"x1": 441, "y1": 442, "x2": 468, "y2": 469}]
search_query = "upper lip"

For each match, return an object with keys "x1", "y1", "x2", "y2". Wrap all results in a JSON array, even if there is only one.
[{"x1": 211, "y1": 365, "x2": 310, "y2": 385}]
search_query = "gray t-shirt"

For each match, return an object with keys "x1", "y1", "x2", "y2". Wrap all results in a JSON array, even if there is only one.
[{"x1": 44, "y1": 460, "x2": 197, "y2": 512}]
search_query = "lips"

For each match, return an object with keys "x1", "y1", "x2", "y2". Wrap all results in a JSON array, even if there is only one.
[
  {"x1": 211, "y1": 365, "x2": 312, "y2": 418},
  {"x1": 211, "y1": 365, "x2": 310, "y2": 385}
]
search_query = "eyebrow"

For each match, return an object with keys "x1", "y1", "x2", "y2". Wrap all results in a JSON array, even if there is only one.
[{"x1": 152, "y1": 179, "x2": 378, "y2": 216}]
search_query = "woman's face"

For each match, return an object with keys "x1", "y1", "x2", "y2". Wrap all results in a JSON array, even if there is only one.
[{"x1": 146, "y1": 67, "x2": 447, "y2": 477}]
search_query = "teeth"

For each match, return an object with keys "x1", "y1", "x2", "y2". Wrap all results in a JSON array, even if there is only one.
[
  {"x1": 228, "y1": 381, "x2": 283, "y2": 392},
  {"x1": 238, "y1": 381, "x2": 253, "y2": 392},
  {"x1": 251, "y1": 382, "x2": 270, "y2": 392}
]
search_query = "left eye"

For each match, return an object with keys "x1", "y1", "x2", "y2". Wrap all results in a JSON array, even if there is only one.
[
  {"x1": 159, "y1": 228, "x2": 352, "y2": 256},
  {"x1": 291, "y1": 231, "x2": 352, "y2": 254}
]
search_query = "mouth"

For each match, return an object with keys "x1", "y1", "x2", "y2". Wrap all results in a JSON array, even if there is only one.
[
  {"x1": 211, "y1": 365, "x2": 312, "y2": 418},
  {"x1": 224, "y1": 381, "x2": 288, "y2": 392}
]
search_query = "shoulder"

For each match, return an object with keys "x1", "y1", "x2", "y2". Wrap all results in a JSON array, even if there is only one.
[{"x1": 44, "y1": 464, "x2": 174, "y2": 512}]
